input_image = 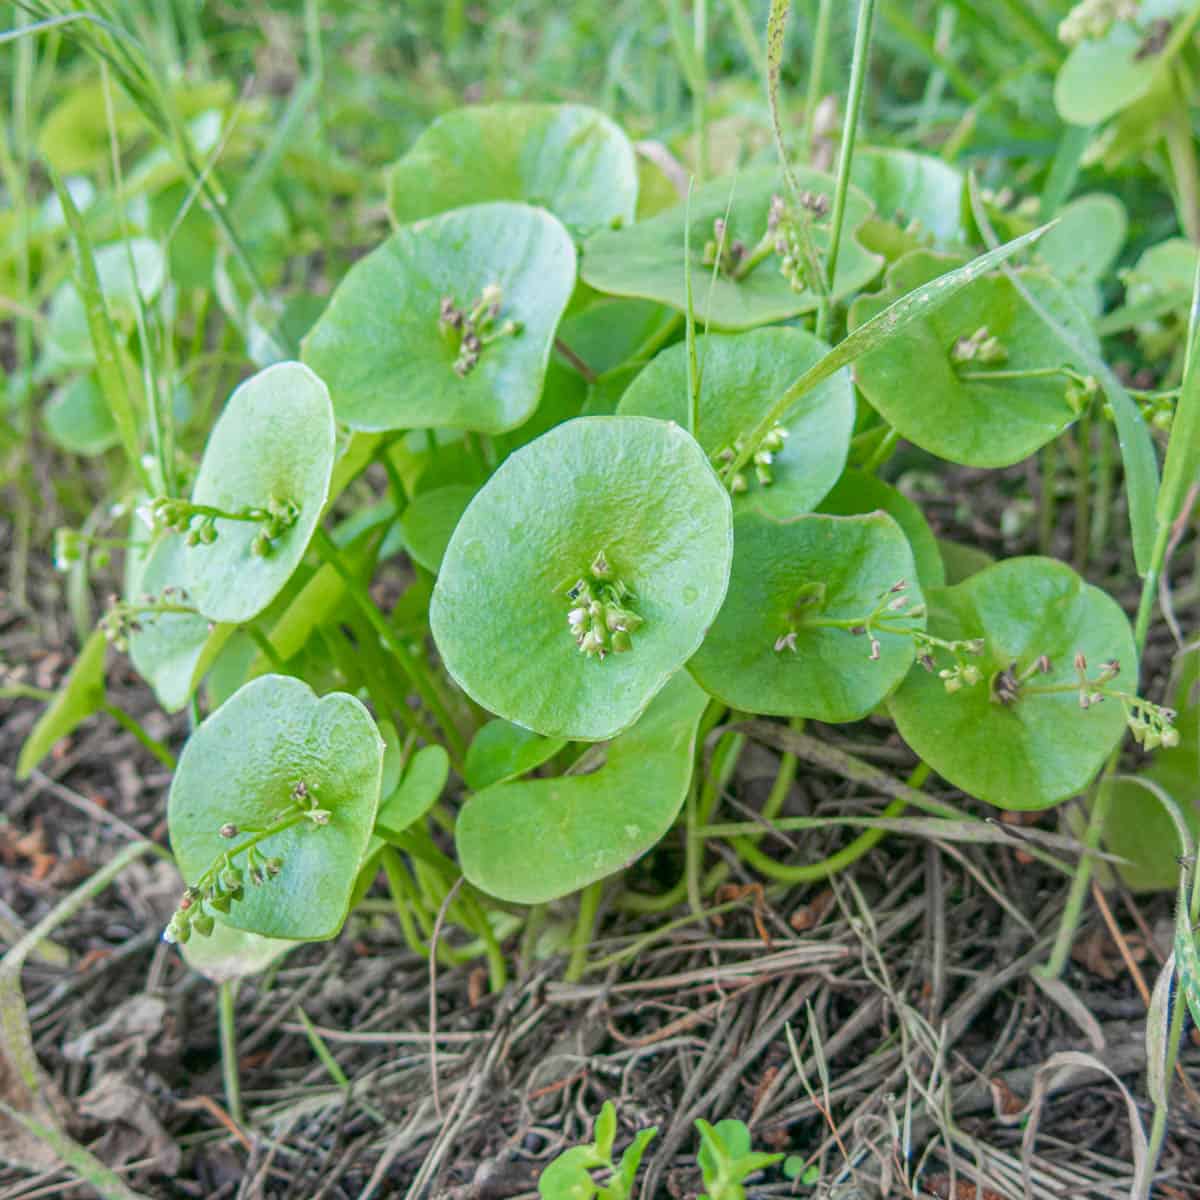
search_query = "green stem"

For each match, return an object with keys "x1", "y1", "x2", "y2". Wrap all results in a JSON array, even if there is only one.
[
  {"x1": 218, "y1": 980, "x2": 243, "y2": 1128},
  {"x1": 1166, "y1": 69, "x2": 1200, "y2": 244},
  {"x1": 312, "y1": 528, "x2": 466, "y2": 762},
  {"x1": 1091, "y1": 417, "x2": 1113, "y2": 559},
  {"x1": 734, "y1": 763, "x2": 928, "y2": 883},
  {"x1": 565, "y1": 880, "x2": 603, "y2": 982},
  {"x1": 1073, "y1": 402, "x2": 1092, "y2": 573},
  {"x1": 861, "y1": 427, "x2": 899, "y2": 474},
  {"x1": 693, "y1": 0, "x2": 708, "y2": 184},
  {"x1": 689, "y1": 729, "x2": 745, "y2": 916},
  {"x1": 818, "y1": 0, "x2": 877, "y2": 341},
  {"x1": 243, "y1": 623, "x2": 286, "y2": 674},
  {"x1": 101, "y1": 702, "x2": 176, "y2": 770},
  {"x1": 802, "y1": 0, "x2": 834, "y2": 162},
  {"x1": 1038, "y1": 439, "x2": 1057, "y2": 557}
]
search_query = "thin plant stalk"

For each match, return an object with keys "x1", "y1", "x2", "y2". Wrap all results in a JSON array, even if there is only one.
[
  {"x1": 817, "y1": 0, "x2": 877, "y2": 341},
  {"x1": 565, "y1": 880, "x2": 603, "y2": 982},
  {"x1": 101, "y1": 702, "x2": 176, "y2": 770},
  {"x1": 1073, "y1": 403, "x2": 1092, "y2": 573},
  {"x1": 218, "y1": 980, "x2": 243, "y2": 1128},
  {"x1": 693, "y1": 0, "x2": 708, "y2": 184}
]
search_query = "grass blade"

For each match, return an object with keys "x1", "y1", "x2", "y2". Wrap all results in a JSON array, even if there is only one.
[
  {"x1": 725, "y1": 219, "x2": 1055, "y2": 480},
  {"x1": 1155, "y1": 251, "x2": 1200, "y2": 528},
  {"x1": 46, "y1": 163, "x2": 149, "y2": 491}
]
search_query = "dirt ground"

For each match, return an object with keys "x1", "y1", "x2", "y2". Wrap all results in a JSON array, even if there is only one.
[{"x1": 2, "y1": 457, "x2": 1200, "y2": 1200}]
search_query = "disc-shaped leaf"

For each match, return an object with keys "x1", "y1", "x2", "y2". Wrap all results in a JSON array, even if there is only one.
[
  {"x1": 375, "y1": 744, "x2": 450, "y2": 839},
  {"x1": 1125, "y1": 237, "x2": 1198, "y2": 316},
  {"x1": 818, "y1": 469, "x2": 944, "y2": 589},
  {"x1": 618, "y1": 329, "x2": 854, "y2": 518},
  {"x1": 689, "y1": 511, "x2": 923, "y2": 721},
  {"x1": 850, "y1": 252, "x2": 1097, "y2": 467},
  {"x1": 1054, "y1": 22, "x2": 1160, "y2": 126},
  {"x1": 850, "y1": 147, "x2": 965, "y2": 247},
  {"x1": 386, "y1": 102, "x2": 637, "y2": 236},
  {"x1": 129, "y1": 533, "x2": 232, "y2": 711},
  {"x1": 887, "y1": 558, "x2": 1136, "y2": 810},
  {"x1": 580, "y1": 167, "x2": 882, "y2": 330},
  {"x1": 431, "y1": 416, "x2": 733, "y2": 741},
  {"x1": 464, "y1": 719, "x2": 567, "y2": 791},
  {"x1": 42, "y1": 375, "x2": 118, "y2": 455},
  {"x1": 168, "y1": 675, "x2": 384, "y2": 941},
  {"x1": 1092, "y1": 774, "x2": 1200, "y2": 892},
  {"x1": 183, "y1": 362, "x2": 334, "y2": 625},
  {"x1": 398, "y1": 484, "x2": 477, "y2": 573},
  {"x1": 457, "y1": 671, "x2": 707, "y2": 902},
  {"x1": 1035, "y1": 194, "x2": 1127, "y2": 287},
  {"x1": 301, "y1": 203, "x2": 576, "y2": 433},
  {"x1": 16, "y1": 629, "x2": 106, "y2": 779},
  {"x1": 181, "y1": 917, "x2": 294, "y2": 983}
]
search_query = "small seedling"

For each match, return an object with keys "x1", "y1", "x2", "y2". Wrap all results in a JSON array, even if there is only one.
[
  {"x1": 538, "y1": 1102, "x2": 657, "y2": 1200},
  {"x1": 695, "y1": 1118, "x2": 784, "y2": 1200}
]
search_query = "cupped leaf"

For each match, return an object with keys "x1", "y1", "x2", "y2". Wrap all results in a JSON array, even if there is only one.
[
  {"x1": 819, "y1": 469, "x2": 944, "y2": 589},
  {"x1": 431, "y1": 416, "x2": 733, "y2": 741},
  {"x1": 181, "y1": 917, "x2": 293, "y2": 983},
  {"x1": 1124, "y1": 236, "x2": 1198, "y2": 316},
  {"x1": 301, "y1": 203, "x2": 576, "y2": 433},
  {"x1": 129, "y1": 533, "x2": 233, "y2": 711},
  {"x1": 168, "y1": 675, "x2": 384, "y2": 941},
  {"x1": 457, "y1": 671, "x2": 707, "y2": 903},
  {"x1": 1054, "y1": 22, "x2": 1160, "y2": 126},
  {"x1": 887, "y1": 558, "x2": 1136, "y2": 810},
  {"x1": 850, "y1": 147, "x2": 965, "y2": 247},
  {"x1": 375, "y1": 744, "x2": 450, "y2": 838},
  {"x1": 1035, "y1": 193, "x2": 1127, "y2": 287},
  {"x1": 618, "y1": 328, "x2": 854, "y2": 518},
  {"x1": 850, "y1": 252, "x2": 1097, "y2": 467},
  {"x1": 580, "y1": 167, "x2": 882, "y2": 329},
  {"x1": 398, "y1": 484, "x2": 477, "y2": 573},
  {"x1": 386, "y1": 102, "x2": 637, "y2": 236},
  {"x1": 16, "y1": 629, "x2": 106, "y2": 779},
  {"x1": 183, "y1": 362, "x2": 335, "y2": 625},
  {"x1": 689, "y1": 511, "x2": 923, "y2": 721},
  {"x1": 1092, "y1": 774, "x2": 1200, "y2": 892},
  {"x1": 464, "y1": 720, "x2": 567, "y2": 791}
]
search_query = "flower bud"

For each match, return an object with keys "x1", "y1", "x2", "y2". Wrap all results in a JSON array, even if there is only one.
[
  {"x1": 192, "y1": 911, "x2": 215, "y2": 937},
  {"x1": 219, "y1": 823, "x2": 238, "y2": 839}
]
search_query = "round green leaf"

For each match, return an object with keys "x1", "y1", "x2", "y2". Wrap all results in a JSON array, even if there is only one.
[
  {"x1": 850, "y1": 147, "x2": 965, "y2": 247},
  {"x1": 1090, "y1": 773, "x2": 1200, "y2": 892},
  {"x1": 181, "y1": 916, "x2": 293, "y2": 983},
  {"x1": 1035, "y1": 194, "x2": 1127, "y2": 287},
  {"x1": 580, "y1": 167, "x2": 882, "y2": 330},
  {"x1": 386, "y1": 102, "x2": 637, "y2": 236},
  {"x1": 618, "y1": 328, "x2": 854, "y2": 518},
  {"x1": 398, "y1": 484, "x2": 477, "y2": 573},
  {"x1": 689, "y1": 511, "x2": 923, "y2": 721},
  {"x1": 16, "y1": 629, "x2": 106, "y2": 780},
  {"x1": 42, "y1": 375, "x2": 118, "y2": 455},
  {"x1": 431, "y1": 416, "x2": 733, "y2": 741},
  {"x1": 375, "y1": 744, "x2": 450, "y2": 838},
  {"x1": 937, "y1": 538, "x2": 994, "y2": 586},
  {"x1": 818, "y1": 469, "x2": 944, "y2": 589},
  {"x1": 457, "y1": 671, "x2": 707, "y2": 903},
  {"x1": 168, "y1": 675, "x2": 384, "y2": 941},
  {"x1": 301, "y1": 203, "x2": 576, "y2": 433},
  {"x1": 1125, "y1": 237, "x2": 1198, "y2": 315},
  {"x1": 1054, "y1": 23, "x2": 1159, "y2": 126},
  {"x1": 129, "y1": 533, "x2": 233, "y2": 712},
  {"x1": 464, "y1": 719, "x2": 567, "y2": 791},
  {"x1": 183, "y1": 362, "x2": 335, "y2": 625},
  {"x1": 850, "y1": 252, "x2": 1097, "y2": 467},
  {"x1": 887, "y1": 558, "x2": 1136, "y2": 810}
]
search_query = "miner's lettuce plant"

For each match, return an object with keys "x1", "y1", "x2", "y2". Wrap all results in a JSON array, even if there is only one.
[{"x1": 23, "y1": 75, "x2": 1195, "y2": 996}]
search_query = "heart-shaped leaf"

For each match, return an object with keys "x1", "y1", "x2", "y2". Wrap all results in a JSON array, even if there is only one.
[
  {"x1": 818, "y1": 469, "x2": 945, "y2": 589},
  {"x1": 887, "y1": 557, "x2": 1136, "y2": 810},
  {"x1": 168, "y1": 675, "x2": 384, "y2": 941},
  {"x1": 301, "y1": 203, "x2": 576, "y2": 433},
  {"x1": 457, "y1": 671, "x2": 707, "y2": 903},
  {"x1": 689, "y1": 511, "x2": 923, "y2": 721},
  {"x1": 398, "y1": 484, "x2": 477, "y2": 573},
  {"x1": 42, "y1": 375, "x2": 118, "y2": 455},
  {"x1": 580, "y1": 166, "x2": 882, "y2": 329},
  {"x1": 850, "y1": 147, "x2": 965, "y2": 247},
  {"x1": 182, "y1": 362, "x2": 335, "y2": 625},
  {"x1": 1033, "y1": 193, "x2": 1127, "y2": 317},
  {"x1": 386, "y1": 102, "x2": 637, "y2": 236},
  {"x1": 464, "y1": 720, "x2": 567, "y2": 791},
  {"x1": 618, "y1": 328, "x2": 854, "y2": 518},
  {"x1": 16, "y1": 629, "x2": 107, "y2": 779},
  {"x1": 431, "y1": 416, "x2": 732, "y2": 741},
  {"x1": 850, "y1": 252, "x2": 1098, "y2": 467}
]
